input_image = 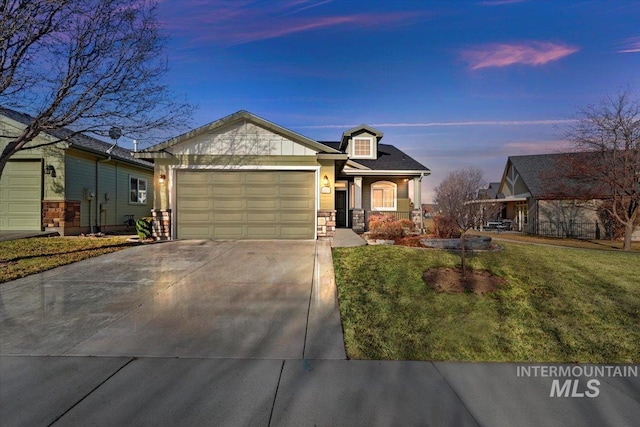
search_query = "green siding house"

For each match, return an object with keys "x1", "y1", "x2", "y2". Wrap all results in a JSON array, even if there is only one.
[{"x1": 0, "y1": 107, "x2": 154, "y2": 235}]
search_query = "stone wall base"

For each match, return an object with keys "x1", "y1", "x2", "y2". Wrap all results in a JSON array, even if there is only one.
[
  {"x1": 42, "y1": 200, "x2": 81, "y2": 236},
  {"x1": 152, "y1": 209, "x2": 171, "y2": 240},
  {"x1": 317, "y1": 210, "x2": 336, "y2": 238},
  {"x1": 411, "y1": 209, "x2": 424, "y2": 233},
  {"x1": 351, "y1": 209, "x2": 365, "y2": 233}
]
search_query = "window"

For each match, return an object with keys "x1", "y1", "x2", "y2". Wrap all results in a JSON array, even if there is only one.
[
  {"x1": 130, "y1": 177, "x2": 147, "y2": 204},
  {"x1": 352, "y1": 137, "x2": 374, "y2": 159},
  {"x1": 371, "y1": 181, "x2": 396, "y2": 211}
]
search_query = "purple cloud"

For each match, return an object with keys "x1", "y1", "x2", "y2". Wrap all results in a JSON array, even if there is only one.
[
  {"x1": 158, "y1": 1, "x2": 426, "y2": 47},
  {"x1": 461, "y1": 41, "x2": 579, "y2": 70},
  {"x1": 618, "y1": 37, "x2": 640, "y2": 53}
]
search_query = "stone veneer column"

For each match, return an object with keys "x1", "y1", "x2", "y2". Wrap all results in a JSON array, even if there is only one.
[
  {"x1": 42, "y1": 201, "x2": 81, "y2": 235},
  {"x1": 317, "y1": 210, "x2": 336, "y2": 238},
  {"x1": 151, "y1": 209, "x2": 171, "y2": 240},
  {"x1": 351, "y1": 209, "x2": 365, "y2": 233},
  {"x1": 411, "y1": 209, "x2": 423, "y2": 233}
]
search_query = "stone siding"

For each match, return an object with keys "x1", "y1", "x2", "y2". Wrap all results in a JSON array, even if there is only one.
[
  {"x1": 351, "y1": 209, "x2": 365, "y2": 233},
  {"x1": 317, "y1": 210, "x2": 336, "y2": 238},
  {"x1": 42, "y1": 201, "x2": 81, "y2": 233},
  {"x1": 152, "y1": 209, "x2": 171, "y2": 240}
]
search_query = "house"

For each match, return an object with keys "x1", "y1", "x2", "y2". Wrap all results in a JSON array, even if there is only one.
[
  {"x1": 0, "y1": 107, "x2": 154, "y2": 235},
  {"x1": 136, "y1": 110, "x2": 430, "y2": 240},
  {"x1": 497, "y1": 152, "x2": 639, "y2": 240}
]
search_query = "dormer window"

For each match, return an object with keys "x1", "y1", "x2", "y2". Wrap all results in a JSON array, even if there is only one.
[{"x1": 351, "y1": 137, "x2": 375, "y2": 159}]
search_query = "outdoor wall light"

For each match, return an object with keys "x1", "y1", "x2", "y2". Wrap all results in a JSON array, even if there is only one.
[
  {"x1": 159, "y1": 174, "x2": 166, "y2": 184},
  {"x1": 322, "y1": 175, "x2": 330, "y2": 187},
  {"x1": 45, "y1": 164, "x2": 56, "y2": 177}
]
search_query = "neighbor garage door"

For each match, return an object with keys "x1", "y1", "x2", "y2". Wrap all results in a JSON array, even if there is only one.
[
  {"x1": 176, "y1": 170, "x2": 315, "y2": 239},
  {"x1": 0, "y1": 161, "x2": 42, "y2": 231}
]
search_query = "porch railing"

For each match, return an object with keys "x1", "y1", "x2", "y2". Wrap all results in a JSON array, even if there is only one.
[{"x1": 364, "y1": 210, "x2": 413, "y2": 223}]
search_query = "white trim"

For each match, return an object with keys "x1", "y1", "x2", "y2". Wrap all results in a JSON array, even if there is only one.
[
  {"x1": 342, "y1": 169, "x2": 430, "y2": 176},
  {"x1": 371, "y1": 180, "x2": 397, "y2": 211},
  {"x1": 350, "y1": 136, "x2": 375, "y2": 159},
  {"x1": 169, "y1": 165, "x2": 320, "y2": 240}
]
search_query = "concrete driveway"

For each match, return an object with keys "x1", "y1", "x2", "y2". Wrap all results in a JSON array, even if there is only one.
[
  {"x1": 0, "y1": 240, "x2": 345, "y2": 359},
  {"x1": 2, "y1": 239, "x2": 638, "y2": 426}
]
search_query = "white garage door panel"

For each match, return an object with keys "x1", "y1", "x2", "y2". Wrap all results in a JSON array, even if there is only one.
[
  {"x1": 0, "y1": 161, "x2": 42, "y2": 231},
  {"x1": 177, "y1": 170, "x2": 315, "y2": 240}
]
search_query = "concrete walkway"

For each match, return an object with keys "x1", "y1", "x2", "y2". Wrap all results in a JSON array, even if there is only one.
[
  {"x1": 331, "y1": 228, "x2": 367, "y2": 247},
  {"x1": 1, "y1": 240, "x2": 639, "y2": 426},
  {"x1": 0, "y1": 230, "x2": 59, "y2": 242}
]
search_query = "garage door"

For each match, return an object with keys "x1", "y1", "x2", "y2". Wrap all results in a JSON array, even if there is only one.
[
  {"x1": 0, "y1": 161, "x2": 42, "y2": 231},
  {"x1": 176, "y1": 170, "x2": 315, "y2": 239}
]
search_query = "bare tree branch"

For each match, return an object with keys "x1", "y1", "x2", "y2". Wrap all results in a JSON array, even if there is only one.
[{"x1": 0, "y1": 0, "x2": 194, "y2": 177}]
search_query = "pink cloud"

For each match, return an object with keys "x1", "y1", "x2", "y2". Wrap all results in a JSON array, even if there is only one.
[
  {"x1": 618, "y1": 37, "x2": 640, "y2": 53},
  {"x1": 461, "y1": 41, "x2": 579, "y2": 70},
  {"x1": 158, "y1": 1, "x2": 426, "y2": 47}
]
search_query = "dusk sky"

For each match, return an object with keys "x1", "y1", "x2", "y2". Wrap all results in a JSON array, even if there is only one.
[{"x1": 152, "y1": 0, "x2": 640, "y2": 202}]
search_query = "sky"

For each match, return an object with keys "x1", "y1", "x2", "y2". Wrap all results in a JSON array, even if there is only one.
[{"x1": 152, "y1": 0, "x2": 640, "y2": 202}]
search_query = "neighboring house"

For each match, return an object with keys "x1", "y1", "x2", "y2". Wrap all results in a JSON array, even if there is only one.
[
  {"x1": 0, "y1": 107, "x2": 154, "y2": 235},
  {"x1": 497, "y1": 152, "x2": 639, "y2": 240},
  {"x1": 136, "y1": 110, "x2": 430, "y2": 240}
]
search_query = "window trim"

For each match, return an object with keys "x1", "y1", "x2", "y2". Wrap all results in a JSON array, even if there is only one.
[
  {"x1": 351, "y1": 136, "x2": 375, "y2": 159},
  {"x1": 129, "y1": 176, "x2": 148, "y2": 205},
  {"x1": 370, "y1": 180, "x2": 397, "y2": 211}
]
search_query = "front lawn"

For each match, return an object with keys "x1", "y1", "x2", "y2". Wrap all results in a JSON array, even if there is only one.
[
  {"x1": 0, "y1": 236, "x2": 138, "y2": 283},
  {"x1": 333, "y1": 243, "x2": 640, "y2": 362}
]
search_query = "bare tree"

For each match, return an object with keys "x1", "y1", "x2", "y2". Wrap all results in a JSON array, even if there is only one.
[
  {"x1": 0, "y1": 0, "x2": 193, "y2": 178},
  {"x1": 435, "y1": 167, "x2": 500, "y2": 277},
  {"x1": 561, "y1": 91, "x2": 640, "y2": 250}
]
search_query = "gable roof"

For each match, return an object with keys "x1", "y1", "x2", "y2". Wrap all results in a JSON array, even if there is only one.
[
  {"x1": 142, "y1": 110, "x2": 341, "y2": 155},
  {"x1": 340, "y1": 124, "x2": 384, "y2": 151},
  {"x1": 318, "y1": 141, "x2": 429, "y2": 172},
  {"x1": 0, "y1": 106, "x2": 152, "y2": 168},
  {"x1": 500, "y1": 152, "x2": 605, "y2": 199}
]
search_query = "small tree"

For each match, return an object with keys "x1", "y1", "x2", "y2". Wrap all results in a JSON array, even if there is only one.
[
  {"x1": 435, "y1": 167, "x2": 500, "y2": 277},
  {"x1": 0, "y1": 0, "x2": 193, "y2": 178}
]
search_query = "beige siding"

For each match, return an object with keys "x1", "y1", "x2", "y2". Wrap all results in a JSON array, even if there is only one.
[
  {"x1": 168, "y1": 121, "x2": 317, "y2": 156},
  {"x1": 319, "y1": 159, "x2": 335, "y2": 210},
  {"x1": 362, "y1": 177, "x2": 409, "y2": 211}
]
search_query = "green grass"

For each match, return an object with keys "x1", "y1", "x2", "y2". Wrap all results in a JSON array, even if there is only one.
[
  {"x1": 0, "y1": 236, "x2": 138, "y2": 283},
  {"x1": 333, "y1": 243, "x2": 640, "y2": 362}
]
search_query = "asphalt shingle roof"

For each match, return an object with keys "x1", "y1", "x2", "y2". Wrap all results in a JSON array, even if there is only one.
[
  {"x1": 318, "y1": 141, "x2": 429, "y2": 172},
  {"x1": 0, "y1": 106, "x2": 153, "y2": 168},
  {"x1": 508, "y1": 152, "x2": 603, "y2": 199}
]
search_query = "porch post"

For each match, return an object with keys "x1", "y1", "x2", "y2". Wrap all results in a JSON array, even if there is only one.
[
  {"x1": 411, "y1": 176, "x2": 423, "y2": 232},
  {"x1": 354, "y1": 176, "x2": 362, "y2": 209},
  {"x1": 352, "y1": 176, "x2": 365, "y2": 233}
]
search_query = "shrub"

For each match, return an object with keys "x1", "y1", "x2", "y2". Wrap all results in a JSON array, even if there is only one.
[
  {"x1": 433, "y1": 215, "x2": 461, "y2": 238},
  {"x1": 368, "y1": 214, "x2": 412, "y2": 240},
  {"x1": 136, "y1": 217, "x2": 154, "y2": 240}
]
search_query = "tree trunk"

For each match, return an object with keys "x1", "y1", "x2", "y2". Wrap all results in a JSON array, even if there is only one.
[
  {"x1": 624, "y1": 222, "x2": 633, "y2": 251},
  {"x1": 460, "y1": 230, "x2": 466, "y2": 278}
]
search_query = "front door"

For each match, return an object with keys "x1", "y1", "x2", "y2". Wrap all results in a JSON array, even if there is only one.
[{"x1": 335, "y1": 191, "x2": 347, "y2": 228}]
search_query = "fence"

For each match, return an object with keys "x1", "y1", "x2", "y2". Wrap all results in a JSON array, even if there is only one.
[{"x1": 527, "y1": 221, "x2": 600, "y2": 240}]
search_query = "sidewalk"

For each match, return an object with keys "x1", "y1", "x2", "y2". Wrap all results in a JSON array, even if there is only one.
[{"x1": 2, "y1": 356, "x2": 638, "y2": 426}]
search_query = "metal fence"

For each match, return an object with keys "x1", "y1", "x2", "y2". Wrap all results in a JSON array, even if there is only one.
[{"x1": 527, "y1": 221, "x2": 600, "y2": 240}]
